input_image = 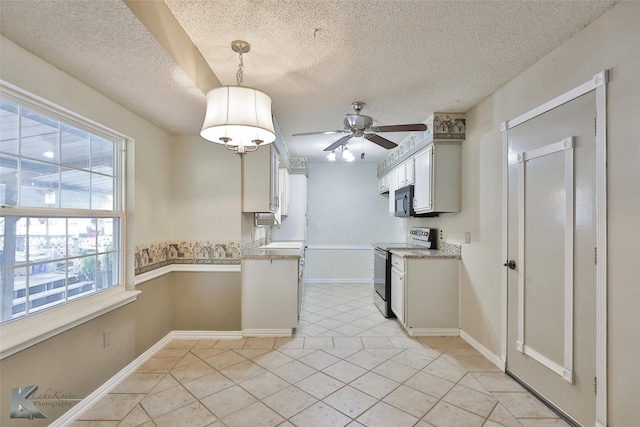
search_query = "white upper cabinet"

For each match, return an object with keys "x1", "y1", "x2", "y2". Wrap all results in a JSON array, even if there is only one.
[
  {"x1": 279, "y1": 167, "x2": 290, "y2": 217},
  {"x1": 242, "y1": 145, "x2": 280, "y2": 213},
  {"x1": 387, "y1": 167, "x2": 399, "y2": 216},
  {"x1": 378, "y1": 173, "x2": 389, "y2": 194},
  {"x1": 413, "y1": 141, "x2": 461, "y2": 214}
]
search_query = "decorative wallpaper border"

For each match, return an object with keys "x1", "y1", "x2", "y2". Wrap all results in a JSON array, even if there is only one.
[
  {"x1": 135, "y1": 240, "x2": 241, "y2": 276},
  {"x1": 377, "y1": 113, "x2": 465, "y2": 177}
]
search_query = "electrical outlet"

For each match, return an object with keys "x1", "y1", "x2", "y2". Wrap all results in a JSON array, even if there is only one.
[
  {"x1": 464, "y1": 232, "x2": 471, "y2": 244},
  {"x1": 103, "y1": 329, "x2": 111, "y2": 347}
]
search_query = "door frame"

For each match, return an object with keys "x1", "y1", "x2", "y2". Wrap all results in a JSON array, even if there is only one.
[{"x1": 500, "y1": 71, "x2": 608, "y2": 427}]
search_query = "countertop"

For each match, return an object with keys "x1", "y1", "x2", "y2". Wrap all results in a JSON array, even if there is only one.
[
  {"x1": 389, "y1": 248, "x2": 461, "y2": 260},
  {"x1": 242, "y1": 241, "x2": 305, "y2": 260}
]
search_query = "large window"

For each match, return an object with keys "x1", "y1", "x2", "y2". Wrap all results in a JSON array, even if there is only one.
[{"x1": 0, "y1": 90, "x2": 124, "y2": 324}]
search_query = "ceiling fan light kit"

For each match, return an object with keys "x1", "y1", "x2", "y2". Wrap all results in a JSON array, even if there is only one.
[
  {"x1": 200, "y1": 40, "x2": 276, "y2": 156},
  {"x1": 293, "y1": 101, "x2": 427, "y2": 158}
]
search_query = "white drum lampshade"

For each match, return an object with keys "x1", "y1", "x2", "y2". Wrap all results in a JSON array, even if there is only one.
[{"x1": 200, "y1": 85, "x2": 276, "y2": 150}]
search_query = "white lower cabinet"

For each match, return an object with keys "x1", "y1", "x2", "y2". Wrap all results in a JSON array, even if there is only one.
[
  {"x1": 390, "y1": 255, "x2": 405, "y2": 323},
  {"x1": 241, "y1": 258, "x2": 299, "y2": 335},
  {"x1": 391, "y1": 253, "x2": 460, "y2": 336}
]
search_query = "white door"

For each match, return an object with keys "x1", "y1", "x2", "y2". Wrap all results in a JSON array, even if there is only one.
[{"x1": 506, "y1": 91, "x2": 596, "y2": 426}]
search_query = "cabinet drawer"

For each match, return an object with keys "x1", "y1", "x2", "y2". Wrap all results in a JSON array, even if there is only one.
[{"x1": 391, "y1": 254, "x2": 405, "y2": 272}]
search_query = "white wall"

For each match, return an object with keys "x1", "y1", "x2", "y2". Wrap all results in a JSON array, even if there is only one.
[
  {"x1": 272, "y1": 174, "x2": 307, "y2": 241},
  {"x1": 414, "y1": 3, "x2": 640, "y2": 424},
  {"x1": 306, "y1": 162, "x2": 404, "y2": 282},
  {"x1": 169, "y1": 135, "x2": 241, "y2": 241}
]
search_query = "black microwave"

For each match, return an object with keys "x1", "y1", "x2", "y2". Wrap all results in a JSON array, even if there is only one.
[
  {"x1": 394, "y1": 184, "x2": 416, "y2": 217},
  {"x1": 394, "y1": 184, "x2": 437, "y2": 217}
]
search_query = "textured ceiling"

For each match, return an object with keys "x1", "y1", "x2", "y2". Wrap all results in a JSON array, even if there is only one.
[{"x1": 0, "y1": 0, "x2": 615, "y2": 162}]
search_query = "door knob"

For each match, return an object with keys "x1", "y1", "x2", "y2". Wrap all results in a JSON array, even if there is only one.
[{"x1": 504, "y1": 260, "x2": 516, "y2": 270}]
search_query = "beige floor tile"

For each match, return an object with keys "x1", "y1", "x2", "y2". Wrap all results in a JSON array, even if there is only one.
[
  {"x1": 417, "y1": 336, "x2": 472, "y2": 350},
  {"x1": 238, "y1": 371, "x2": 290, "y2": 399},
  {"x1": 289, "y1": 401, "x2": 352, "y2": 427},
  {"x1": 170, "y1": 358, "x2": 216, "y2": 384},
  {"x1": 304, "y1": 336, "x2": 335, "y2": 349},
  {"x1": 213, "y1": 338, "x2": 246, "y2": 349},
  {"x1": 455, "y1": 354, "x2": 502, "y2": 372},
  {"x1": 472, "y1": 372, "x2": 526, "y2": 392},
  {"x1": 382, "y1": 384, "x2": 438, "y2": 419},
  {"x1": 404, "y1": 371, "x2": 455, "y2": 399},
  {"x1": 297, "y1": 324, "x2": 330, "y2": 337},
  {"x1": 357, "y1": 401, "x2": 419, "y2": 427},
  {"x1": 135, "y1": 356, "x2": 180, "y2": 374},
  {"x1": 349, "y1": 372, "x2": 400, "y2": 400},
  {"x1": 372, "y1": 359, "x2": 418, "y2": 383},
  {"x1": 519, "y1": 419, "x2": 572, "y2": 426},
  {"x1": 221, "y1": 401, "x2": 284, "y2": 427},
  {"x1": 153, "y1": 401, "x2": 217, "y2": 427},
  {"x1": 203, "y1": 350, "x2": 246, "y2": 370},
  {"x1": 493, "y1": 392, "x2": 560, "y2": 419},
  {"x1": 333, "y1": 336, "x2": 364, "y2": 348},
  {"x1": 219, "y1": 359, "x2": 267, "y2": 383},
  {"x1": 323, "y1": 385, "x2": 378, "y2": 418},
  {"x1": 117, "y1": 404, "x2": 151, "y2": 427},
  {"x1": 361, "y1": 336, "x2": 394, "y2": 348},
  {"x1": 389, "y1": 335, "x2": 424, "y2": 349},
  {"x1": 140, "y1": 385, "x2": 196, "y2": 419},
  {"x1": 182, "y1": 371, "x2": 235, "y2": 399},
  {"x1": 278, "y1": 348, "x2": 317, "y2": 359},
  {"x1": 488, "y1": 403, "x2": 524, "y2": 427},
  {"x1": 274, "y1": 337, "x2": 304, "y2": 349},
  {"x1": 190, "y1": 348, "x2": 227, "y2": 359},
  {"x1": 200, "y1": 385, "x2": 257, "y2": 419},
  {"x1": 261, "y1": 385, "x2": 318, "y2": 418},
  {"x1": 334, "y1": 323, "x2": 367, "y2": 336},
  {"x1": 391, "y1": 349, "x2": 437, "y2": 370},
  {"x1": 295, "y1": 372, "x2": 345, "y2": 399},
  {"x1": 324, "y1": 348, "x2": 361, "y2": 359},
  {"x1": 441, "y1": 384, "x2": 498, "y2": 417},
  {"x1": 251, "y1": 350, "x2": 294, "y2": 369},
  {"x1": 78, "y1": 393, "x2": 145, "y2": 421},
  {"x1": 344, "y1": 349, "x2": 389, "y2": 370},
  {"x1": 69, "y1": 421, "x2": 119, "y2": 426},
  {"x1": 422, "y1": 355, "x2": 469, "y2": 383},
  {"x1": 458, "y1": 373, "x2": 493, "y2": 396},
  {"x1": 315, "y1": 317, "x2": 346, "y2": 329},
  {"x1": 422, "y1": 400, "x2": 486, "y2": 427},
  {"x1": 154, "y1": 348, "x2": 190, "y2": 358},
  {"x1": 193, "y1": 339, "x2": 218, "y2": 349},
  {"x1": 110, "y1": 373, "x2": 164, "y2": 394},
  {"x1": 244, "y1": 337, "x2": 276, "y2": 349},
  {"x1": 298, "y1": 349, "x2": 341, "y2": 370},
  {"x1": 271, "y1": 359, "x2": 318, "y2": 383},
  {"x1": 164, "y1": 339, "x2": 198, "y2": 350},
  {"x1": 147, "y1": 374, "x2": 179, "y2": 396},
  {"x1": 322, "y1": 359, "x2": 367, "y2": 383}
]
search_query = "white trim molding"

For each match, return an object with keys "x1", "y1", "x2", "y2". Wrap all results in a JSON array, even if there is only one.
[
  {"x1": 408, "y1": 327, "x2": 459, "y2": 337},
  {"x1": 135, "y1": 263, "x2": 241, "y2": 286},
  {"x1": 460, "y1": 329, "x2": 506, "y2": 371},
  {"x1": 0, "y1": 289, "x2": 140, "y2": 359},
  {"x1": 50, "y1": 330, "x2": 245, "y2": 426},
  {"x1": 501, "y1": 70, "x2": 608, "y2": 425},
  {"x1": 305, "y1": 278, "x2": 373, "y2": 285},
  {"x1": 515, "y1": 137, "x2": 576, "y2": 384},
  {"x1": 242, "y1": 329, "x2": 293, "y2": 337}
]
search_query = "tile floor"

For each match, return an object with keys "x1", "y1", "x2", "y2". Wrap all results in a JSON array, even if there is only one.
[{"x1": 71, "y1": 283, "x2": 570, "y2": 426}]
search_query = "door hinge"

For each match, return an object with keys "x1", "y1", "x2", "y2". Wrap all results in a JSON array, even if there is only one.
[
  {"x1": 594, "y1": 116, "x2": 597, "y2": 136},
  {"x1": 594, "y1": 247, "x2": 597, "y2": 265},
  {"x1": 594, "y1": 376, "x2": 597, "y2": 394}
]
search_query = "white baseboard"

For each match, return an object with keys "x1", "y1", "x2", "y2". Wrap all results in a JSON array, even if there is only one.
[
  {"x1": 460, "y1": 329, "x2": 505, "y2": 371},
  {"x1": 305, "y1": 278, "x2": 373, "y2": 285},
  {"x1": 242, "y1": 329, "x2": 292, "y2": 337},
  {"x1": 50, "y1": 330, "x2": 244, "y2": 426},
  {"x1": 408, "y1": 328, "x2": 460, "y2": 337}
]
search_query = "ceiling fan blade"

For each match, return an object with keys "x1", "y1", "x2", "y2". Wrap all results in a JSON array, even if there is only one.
[
  {"x1": 373, "y1": 124, "x2": 427, "y2": 132},
  {"x1": 365, "y1": 133, "x2": 398, "y2": 149},
  {"x1": 292, "y1": 130, "x2": 348, "y2": 137},
  {"x1": 324, "y1": 134, "x2": 353, "y2": 151}
]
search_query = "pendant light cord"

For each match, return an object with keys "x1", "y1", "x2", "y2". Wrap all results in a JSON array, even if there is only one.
[{"x1": 236, "y1": 50, "x2": 244, "y2": 86}]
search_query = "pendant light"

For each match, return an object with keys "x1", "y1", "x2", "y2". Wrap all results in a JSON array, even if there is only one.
[{"x1": 200, "y1": 40, "x2": 276, "y2": 156}]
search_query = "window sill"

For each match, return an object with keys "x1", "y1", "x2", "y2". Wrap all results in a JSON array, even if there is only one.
[{"x1": 0, "y1": 288, "x2": 140, "y2": 359}]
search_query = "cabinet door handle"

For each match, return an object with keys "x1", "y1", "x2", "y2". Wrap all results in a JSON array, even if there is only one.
[{"x1": 503, "y1": 260, "x2": 516, "y2": 270}]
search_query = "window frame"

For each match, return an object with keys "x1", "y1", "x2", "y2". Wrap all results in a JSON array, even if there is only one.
[{"x1": 0, "y1": 81, "x2": 138, "y2": 359}]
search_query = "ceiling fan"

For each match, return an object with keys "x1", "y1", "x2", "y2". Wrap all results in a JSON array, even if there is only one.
[{"x1": 292, "y1": 102, "x2": 427, "y2": 152}]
